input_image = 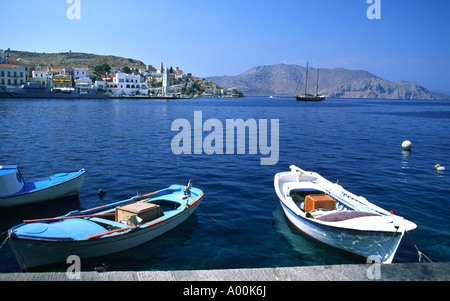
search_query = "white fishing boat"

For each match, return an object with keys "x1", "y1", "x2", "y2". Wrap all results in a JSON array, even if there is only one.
[
  {"x1": 274, "y1": 165, "x2": 417, "y2": 263},
  {"x1": 3, "y1": 180, "x2": 203, "y2": 271}
]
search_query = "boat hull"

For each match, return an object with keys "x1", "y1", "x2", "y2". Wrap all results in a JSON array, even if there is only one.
[
  {"x1": 295, "y1": 96, "x2": 325, "y2": 101},
  {"x1": 0, "y1": 170, "x2": 86, "y2": 208},
  {"x1": 279, "y1": 201, "x2": 403, "y2": 263},
  {"x1": 0, "y1": 90, "x2": 109, "y2": 99},
  {"x1": 7, "y1": 189, "x2": 203, "y2": 270}
]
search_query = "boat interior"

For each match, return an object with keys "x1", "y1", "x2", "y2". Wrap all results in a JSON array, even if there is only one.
[
  {"x1": 88, "y1": 199, "x2": 183, "y2": 231},
  {"x1": 289, "y1": 189, "x2": 380, "y2": 222},
  {"x1": 13, "y1": 198, "x2": 186, "y2": 241},
  {"x1": 13, "y1": 184, "x2": 201, "y2": 241}
]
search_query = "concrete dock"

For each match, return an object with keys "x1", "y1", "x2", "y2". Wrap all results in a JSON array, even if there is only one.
[{"x1": 0, "y1": 262, "x2": 448, "y2": 281}]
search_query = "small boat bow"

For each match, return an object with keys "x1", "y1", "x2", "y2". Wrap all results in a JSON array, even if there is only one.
[{"x1": 0, "y1": 165, "x2": 86, "y2": 208}]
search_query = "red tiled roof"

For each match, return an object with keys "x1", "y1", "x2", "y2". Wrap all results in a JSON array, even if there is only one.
[{"x1": 0, "y1": 63, "x2": 21, "y2": 68}]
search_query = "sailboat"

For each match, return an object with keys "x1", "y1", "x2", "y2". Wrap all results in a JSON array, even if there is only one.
[{"x1": 295, "y1": 62, "x2": 326, "y2": 101}]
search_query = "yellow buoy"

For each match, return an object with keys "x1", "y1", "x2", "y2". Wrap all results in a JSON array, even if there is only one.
[{"x1": 435, "y1": 164, "x2": 445, "y2": 172}]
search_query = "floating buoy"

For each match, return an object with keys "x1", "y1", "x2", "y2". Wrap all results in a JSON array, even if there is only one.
[
  {"x1": 435, "y1": 164, "x2": 445, "y2": 172},
  {"x1": 98, "y1": 188, "x2": 106, "y2": 198},
  {"x1": 402, "y1": 140, "x2": 412, "y2": 151}
]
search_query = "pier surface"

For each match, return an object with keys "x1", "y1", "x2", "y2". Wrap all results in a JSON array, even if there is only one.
[{"x1": 0, "y1": 262, "x2": 448, "y2": 281}]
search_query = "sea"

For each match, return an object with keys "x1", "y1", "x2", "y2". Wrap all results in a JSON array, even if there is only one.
[{"x1": 0, "y1": 96, "x2": 449, "y2": 273}]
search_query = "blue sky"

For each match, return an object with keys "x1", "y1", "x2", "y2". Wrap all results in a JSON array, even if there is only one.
[{"x1": 1, "y1": 0, "x2": 449, "y2": 92}]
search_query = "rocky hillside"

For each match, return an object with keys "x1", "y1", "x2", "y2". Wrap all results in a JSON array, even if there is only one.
[
  {"x1": 207, "y1": 64, "x2": 449, "y2": 100},
  {"x1": 8, "y1": 50, "x2": 148, "y2": 70}
]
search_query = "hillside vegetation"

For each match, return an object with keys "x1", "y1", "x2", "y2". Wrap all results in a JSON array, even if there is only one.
[{"x1": 8, "y1": 50, "x2": 148, "y2": 70}]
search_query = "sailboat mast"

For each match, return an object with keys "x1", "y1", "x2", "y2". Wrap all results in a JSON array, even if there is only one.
[
  {"x1": 304, "y1": 61, "x2": 309, "y2": 97},
  {"x1": 316, "y1": 68, "x2": 319, "y2": 96}
]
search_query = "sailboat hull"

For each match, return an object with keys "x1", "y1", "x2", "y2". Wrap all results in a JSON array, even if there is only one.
[{"x1": 295, "y1": 96, "x2": 325, "y2": 101}]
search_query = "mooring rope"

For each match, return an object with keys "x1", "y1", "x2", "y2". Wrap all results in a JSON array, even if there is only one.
[
  {"x1": 380, "y1": 226, "x2": 400, "y2": 263},
  {"x1": 0, "y1": 231, "x2": 12, "y2": 250},
  {"x1": 406, "y1": 231, "x2": 433, "y2": 263},
  {"x1": 19, "y1": 168, "x2": 50, "y2": 180}
]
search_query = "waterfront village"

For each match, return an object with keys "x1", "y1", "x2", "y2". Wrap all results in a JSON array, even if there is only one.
[{"x1": 0, "y1": 49, "x2": 243, "y2": 98}]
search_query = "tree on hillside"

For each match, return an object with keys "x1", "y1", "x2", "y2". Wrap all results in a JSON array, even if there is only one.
[
  {"x1": 121, "y1": 66, "x2": 131, "y2": 74},
  {"x1": 94, "y1": 63, "x2": 111, "y2": 76}
]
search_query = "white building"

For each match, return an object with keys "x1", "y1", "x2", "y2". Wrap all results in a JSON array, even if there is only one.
[
  {"x1": 0, "y1": 64, "x2": 26, "y2": 88},
  {"x1": 75, "y1": 77, "x2": 92, "y2": 94},
  {"x1": 73, "y1": 67, "x2": 89, "y2": 80},
  {"x1": 95, "y1": 72, "x2": 148, "y2": 96},
  {"x1": 32, "y1": 69, "x2": 52, "y2": 86}
]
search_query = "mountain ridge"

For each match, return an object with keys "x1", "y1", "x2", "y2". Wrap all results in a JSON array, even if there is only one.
[
  {"x1": 207, "y1": 63, "x2": 449, "y2": 100},
  {"x1": 7, "y1": 50, "x2": 148, "y2": 70}
]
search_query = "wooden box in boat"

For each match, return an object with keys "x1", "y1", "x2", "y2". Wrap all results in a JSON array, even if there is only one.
[
  {"x1": 116, "y1": 201, "x2": 163, "y2": 225},
  {"x1": 304, "y1": 194, "x2": 336, "y2": 213}
]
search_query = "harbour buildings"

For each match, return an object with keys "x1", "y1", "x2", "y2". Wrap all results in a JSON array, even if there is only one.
[
  {"x1": 1, "y1": 49, "x2": 240, "y2": 98},
  {"x1": 0, "y1": 64, "x2": 26, "y2": 88}
]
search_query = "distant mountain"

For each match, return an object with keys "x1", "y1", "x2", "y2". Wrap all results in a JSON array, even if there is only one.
[{"x1": 207, "y1": 64, "x2": 449, "y2": 100}]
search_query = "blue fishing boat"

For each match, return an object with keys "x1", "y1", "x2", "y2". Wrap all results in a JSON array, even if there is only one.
[
  {"x1": 274, "y1": 165, "x2": 416, "y2": 264},
  {"x1": 0, "y1": 165, "x2": 86, "y2": 209},
  {"x1": 3, "y1": 180, "x2": 203, "y2": 271}
]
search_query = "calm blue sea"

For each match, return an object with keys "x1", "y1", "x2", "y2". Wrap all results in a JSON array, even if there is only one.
[{"x1": 0, "y1": 97, "x2": 449, "y2": 272}]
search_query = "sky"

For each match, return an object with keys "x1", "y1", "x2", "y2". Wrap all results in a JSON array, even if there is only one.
[{"x1": 1, "y1": 0, "x2": 449, "y2": 93}]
